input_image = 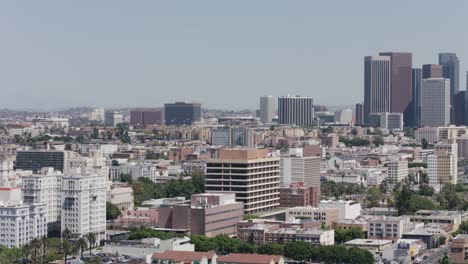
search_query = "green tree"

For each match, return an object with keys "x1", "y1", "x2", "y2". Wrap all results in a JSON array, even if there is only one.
[
  {"x1": 119, "y1": 173, "x2": 133, "y2": 184},
  {"x1": 77, "y1": 237, "x2": 87, "y2": 260},
  {"x1": 190, "y1": 235, "x2": 217, "y2": 252},
  {"x1": 284, "y1": 241, "x2": 312, "y2": 261},
  {"x1": 86, "y1": 233, "x2": 97, "y2": 256},
  {"x1": 257, "y1": 243, "x2": 284, "y2": 255},
  {"x1": 106, "y1": 202, "x2": 123, "y2": 220},
  {"x1": 438, "y1": 255, "x2": 451, "y2": 264},
  {"x1": 91, "y1": 127, "x2": 100, "y2": 139},
  {"x1": 419, "y1": 185, "x2": 435, "y2": 196},
  {"x1": 191, "y1": 170, "x2": 205, "y2": 194},
  {"x1": 372, "y1": 136, "x2": 384, "y2": 147},
  {"x1": 366, "y1": 187, "x2": 383, "y2": 208},
  {"x1": 347, "y1": 247, "x2": 375, "y2": 264},
  {"x1": 421, "y1": 138, "x2": 428, "y2": 149},
  {"x1": 335, "y1": 228, "x2": 365, "y2": 244}
]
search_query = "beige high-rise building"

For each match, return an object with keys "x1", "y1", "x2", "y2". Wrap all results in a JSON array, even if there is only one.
[
  {"x1": 428, "y1": 141, "x2": 458, "y2": 192},
  {"x1": 387, "y1": 160, "x2": 408, "y2": 183},
  {"x1": 205, "y1": 149, "x2": 280, "y2": 214}
]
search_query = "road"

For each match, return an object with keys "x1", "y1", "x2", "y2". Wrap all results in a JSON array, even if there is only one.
[{"x1": 421, "y1": 245, "x2": 449, "y2": 264}]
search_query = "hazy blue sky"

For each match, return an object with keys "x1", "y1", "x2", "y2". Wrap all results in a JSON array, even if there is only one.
[{"x1": 1, "y1": 1, "x2": 468, "y2": 110}]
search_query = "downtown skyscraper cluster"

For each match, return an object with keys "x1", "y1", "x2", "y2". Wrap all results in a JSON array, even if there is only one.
[{"x1": 361, "y1": 52, "x2": 462, "y2": 128}]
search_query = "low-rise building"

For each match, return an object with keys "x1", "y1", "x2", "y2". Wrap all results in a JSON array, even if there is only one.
[
  {"x1": 217, "y1": 253, "x2": 284, "y2": 264},
  {"x1": 114, "y1": 207, "x2": 159, "y2": 228},
  {"x1": 279, "y1": 183, "x2": 320, "y2": 207},
  {"x1": 0, "y1": 201, "x2": 47, "y2": 248},
  {"x1": 332, "y1": 217, "x2": 368, "y2": 233},
  {"x1": 266, "y1": 228, "x2": 334, "y2": 246},
  {"x1": 450, "y1": 234, "x2": 468, "y2": 264},
  {"x1": 344, "y1": 239, "x2": 393, "y2": 257},
  {"x1": 107, "y1": 183, "x2": 134, "y2": 211},
  {"x1": 285, "y1": 206, "x2": 339, "y2": 227},
  {"x1": 318, "y1": 200, "x2": 361, "y2": 220},
  {"x1": 367, "y1": 216, "x2": 412, "y2": 242},
  {"x1": 152, "y1": 250, "x2": 217, "y2": 264}
]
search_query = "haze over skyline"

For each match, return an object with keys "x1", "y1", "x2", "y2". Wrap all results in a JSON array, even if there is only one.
[{"x1": 2, "y1": 1, "x2": 468, "y2": 110}]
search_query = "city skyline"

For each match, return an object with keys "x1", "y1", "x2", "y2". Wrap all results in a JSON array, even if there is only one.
[{"x1": 2, "y1": 1, "x2": 468, "y2": 110}]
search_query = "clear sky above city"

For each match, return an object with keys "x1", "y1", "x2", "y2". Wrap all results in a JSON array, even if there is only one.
[{"x1": 1, "y1": 1, "x2": 468, "y2": 110}]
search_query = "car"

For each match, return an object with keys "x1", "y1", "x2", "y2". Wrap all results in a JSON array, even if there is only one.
[{"x1": 423, "y1": 256, "x2": 429, "y2": 260}]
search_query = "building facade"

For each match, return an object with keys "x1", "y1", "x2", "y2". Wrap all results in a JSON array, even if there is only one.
[
  {"x1": 205, "y1": 149, "x2": 280, "y2": 214},
  {"x1": 130, "y1": 108, "x2": 164, "y2": 126},
  {"x1": 260, "y1": 96, "x2": 275, "y2": 124},
  {"x1": 364, "y1": 56, "x2": 391, "y2": 124},
  {"x1": 420, "y1": 78, "x2": 450, "y2": 127},
  {"x1": 164, "y1": 102, "x2": 202, "y2": 126},
  {"x1": 277, "y1": 96, "x2": 314, "y2": 126}
]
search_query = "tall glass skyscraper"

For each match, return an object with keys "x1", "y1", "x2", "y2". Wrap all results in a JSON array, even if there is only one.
[
  {"x1": 412, "y1": 68, "x2": 422, "y2": 127},
  {"x1": 439, "y1": 53, "x2": 460, "y2": 121}
]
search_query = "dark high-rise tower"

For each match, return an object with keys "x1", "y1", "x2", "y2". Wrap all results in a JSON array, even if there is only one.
[
  {"x1": 277, "y1": 96, "x2": 314, "y2": 126},
  {"x1": 411, "y1": 68, "x2": 422, "y2": 127},
  {"x1": 379, "y1": 52, "x2": 413, "y2": 126},
  {"x1": 355, "y1": 103, "x2": 364, "y2": 126},
  {"x1": 422, "y1": 64, "x2": 443, "y2": 79},
  {"x1": 439, "y1": 53, "x2": 460, "y2": 122}
]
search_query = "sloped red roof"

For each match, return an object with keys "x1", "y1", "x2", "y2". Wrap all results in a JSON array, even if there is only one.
[
  {"x1": 217, "y1": 253, "x2": 283, "y2": 264},
  {"x1": 152, "y1": 250, "x2": 216, "y2": 262}
]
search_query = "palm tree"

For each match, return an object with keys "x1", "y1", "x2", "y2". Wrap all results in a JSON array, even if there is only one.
[
  {"x1": 70, "y1": 243, "x2": 79, "y2": 260},
  {"x1": 40, "y1": 235, "x2": 48, "y2": 264},
  {"x1": 62, "y1": 240, "x2": 71, "y2": 264},
  {"x1": 22, "y1": 243, "x2": 31, "y2": 263},
  {"x1": 62, "y1": 227, "x2": 72, "y2": 240},
  {"x1": 31, "y1": 238, "x2": 41, "y2": 264},
  {"x1": 86, "y1": 232, "x2": 97, "y2": 256},
  {"x1": 77, "y1": 237, "x2": 88, "y2": 260}
]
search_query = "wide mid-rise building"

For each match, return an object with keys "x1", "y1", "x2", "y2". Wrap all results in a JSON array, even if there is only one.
[
  {"x1": 130, "y1": 108, "x2": 164, "y2": 126},
  {"x1": 205, "y1": 149, "x2": 280, "y2": 214},
  {"x1": 280, "y1": 148, "x2": 320, "y2": 188},
  {"x1": 164, "y1": 102, "x2": 202, "y2": 126},
  {"x1": 277, "y1": 96, "x2": 314, "y2": 126}
]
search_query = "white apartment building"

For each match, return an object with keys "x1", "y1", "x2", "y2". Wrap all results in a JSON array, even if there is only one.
[
  {"x1": 22, "y1": 168, "x2": 63, "y2": 226},
  {"x1": 62, "y1": 174, "x2": 106, "y2": 242},
  {"x1": 428, "y1": 141, "x2": 458, "y2": 192},
  {"x1": 318, "y1": 200, "x2": 362, "y2": 220},
  {"x1": 66, "y1": 150, "x2": 109, "y2": 177},
  {"x1": 107, "y1": 183, "x2": 134, "y2": 211},
  {"x1": 0, "y1": 159, "x2": 14, "y2": 182},
  {"x1": 387, "y1": 160, "x2": 408, "y2": 183},
  {"x1": 280, "y1": 149, "x2": 320, "y2": 187},
  {"x1": 0, "y1": 201, "x2": 47, "y2": 248},
  {"x1": 109, "y1": 162, "x2": 159, "y2": 182},
  {"x1": 368, "y1": 216, "x2": 412, "y2": 241}
]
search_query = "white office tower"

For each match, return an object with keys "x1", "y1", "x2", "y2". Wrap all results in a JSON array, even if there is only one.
[
  {"x1": 420, "y1": 78, "x2": 450, "y2": 127},
  {"x1": 66, "y1": 150, "x2": 109, "y2": 177},
  {"x1": 22, "y1": 168, "x2": 63, "y2": 227},
  {"x1": 387, "y1": 160, "x2": 408, "y2": 183},
  {"x1": 428, "y1": 141, "x2": 458, "y2": 192},
  {"x1": 260, "y1": 96, "x2": 275, "y2": 124},
  {"x1": 61, "y1": 174, "x2": 106, "y2": 242},
  {"x1": 89, "y1": 108, "x2": 105, "y2": 122},
  {"x1": 334, "y1": 109, "x2": 353, "y2": 125},
  {"x1": 280, "y1": 148, "x2": 320, "y2": 187},
  {"x1": 0, "y1": 201, "x2": 47, "y2": 248}
]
